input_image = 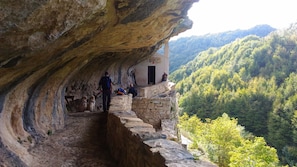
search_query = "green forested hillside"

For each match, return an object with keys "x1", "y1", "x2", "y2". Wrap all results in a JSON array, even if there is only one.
[
  {"x1": 174, "y1": 23, "x2": 297, "y2": 166},
  {"x1": 163, "y1": 24, "x2": 276, "y2": 73}
]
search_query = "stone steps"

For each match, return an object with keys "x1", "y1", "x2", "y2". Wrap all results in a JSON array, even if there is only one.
[{"x1": 28, "y1": 112, "x2": 117, "y2": 167}]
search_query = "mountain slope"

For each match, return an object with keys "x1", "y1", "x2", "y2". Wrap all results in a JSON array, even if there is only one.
[
  {"x1": 164, "y1": 24, "x2": 276, "y2": 73},
  {"x1": 173, "y1": 23, "x2": 297, "y2": 166}
]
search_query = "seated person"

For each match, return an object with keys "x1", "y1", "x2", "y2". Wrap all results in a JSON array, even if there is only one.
[
  {"x1": 117, "y1": 87, "x2": 126, "y2": 95},
  {"x1": 128, "y1": 84, "x2": 137, "y2": 97},
  {"x1": 162, "y1": 72, "x2": 168, "y2": 82}
]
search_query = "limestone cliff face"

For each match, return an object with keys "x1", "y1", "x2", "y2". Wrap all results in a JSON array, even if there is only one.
[{"x1": 0, "y1": 0, "x2": 197, "y2": 165}]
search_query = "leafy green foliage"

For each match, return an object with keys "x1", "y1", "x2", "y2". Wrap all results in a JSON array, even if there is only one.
[
  {"x1": 179, "y1": 113, "x2": 279, "y2": 167},
  {"x1": 174, "y1": 23, "x2": 297, "y2": 166},
  {"x1": 229, "y1": 137, "x2": 279, "y2": 167}
]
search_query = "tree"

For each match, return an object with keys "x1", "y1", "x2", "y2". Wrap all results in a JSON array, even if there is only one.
[
  {"x1": 175, "y1": 24, "x2": 297, "y2": 166},
  {"x1": 178, "y1": 113, "x2": 280, "y2": 167},
  {"x1": 202, "y1": 114, "x2": 243, "y2": 167},
  {"x1": 229, "y1": 137, "x2": 279, "y2": 167}
]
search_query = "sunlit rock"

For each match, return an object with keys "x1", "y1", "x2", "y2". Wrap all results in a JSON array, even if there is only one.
[{"x1": 0, "y1": 0, "x2": 198, "y2": 165}]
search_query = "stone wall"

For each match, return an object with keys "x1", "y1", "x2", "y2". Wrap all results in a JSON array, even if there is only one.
[
  {"x1": 138, "y1": 81, "x2": 169, "y2": 98},
  {"x1": 110, "y1": 94, "x2": 133, "y2": 112},
  {"x1": 107, "y1": 95, "x2": 202, "y2": 167},
  {"x1": 132, "y1": 81, "x2": 178, "y2": 131},
  {"x1": 132, "y1": 97, "x2": 173, "y2": 129}
]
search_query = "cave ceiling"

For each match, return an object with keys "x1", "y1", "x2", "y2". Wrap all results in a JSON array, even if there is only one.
[{"x1": 0, "y1": 0, "x2": 198, "y2": 165}]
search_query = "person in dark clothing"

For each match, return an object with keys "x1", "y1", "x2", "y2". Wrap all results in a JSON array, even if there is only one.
[
  {"x1": 128, "y1": 83, "x2": 137, "y2": 98},
  {"x1": 162, "y1": 72, "x2": 168, "y2": 82},
  {"x1": 99, "y1": 72, "x2": 112, "y2": 112}
]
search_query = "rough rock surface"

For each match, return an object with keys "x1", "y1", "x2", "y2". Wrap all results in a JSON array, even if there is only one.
[{"x1": 0, "y1": 0, "x2": 198, "y2": 165}]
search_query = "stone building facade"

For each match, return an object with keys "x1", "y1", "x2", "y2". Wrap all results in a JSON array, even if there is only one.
[{"x1": 131, "y1": 43, "x2": 169, "y2": 86}]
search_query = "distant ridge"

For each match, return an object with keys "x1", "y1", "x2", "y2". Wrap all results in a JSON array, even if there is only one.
[{"x1": 161, "y1": 24, "x2": 276, "y2": 73}]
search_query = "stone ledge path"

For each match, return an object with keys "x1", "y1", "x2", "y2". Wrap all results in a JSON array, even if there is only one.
[{"x1": 29, "y1": 112, "x2": 117, "y2": 167}]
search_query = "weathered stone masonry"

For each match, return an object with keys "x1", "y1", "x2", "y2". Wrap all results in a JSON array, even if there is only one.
[
  {"x1": 107, "y1": 95, "x2": 200, "y2": 167},
  {"x1": 132, "y1": 81, "x2": 177, "y2": 129},
  {"x1": 132, "y1": 97, "x2": 172, "y2": 129}
]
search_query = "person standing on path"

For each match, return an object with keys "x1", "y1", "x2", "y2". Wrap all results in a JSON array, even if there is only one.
[{"x1": 98, "y1": 72, "x2": 112, "y2": 112}]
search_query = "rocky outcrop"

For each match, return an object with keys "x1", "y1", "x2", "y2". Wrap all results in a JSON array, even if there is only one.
[{"x1": 0, "y1": 0, "x2": 198, "y2": 165}]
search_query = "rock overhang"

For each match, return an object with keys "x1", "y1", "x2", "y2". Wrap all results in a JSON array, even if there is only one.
[{"x1": 0, "y1": 0, "x2": 198, "y2": 165}]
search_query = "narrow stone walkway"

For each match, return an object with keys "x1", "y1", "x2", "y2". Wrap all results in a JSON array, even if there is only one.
[{"x1": 29, "y1": 112, "x2": 117, "y2": 167}]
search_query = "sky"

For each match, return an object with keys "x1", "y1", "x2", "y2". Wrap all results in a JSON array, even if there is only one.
[{"x1": 174, "y1": 0, "x2": 297, "y2": 39}]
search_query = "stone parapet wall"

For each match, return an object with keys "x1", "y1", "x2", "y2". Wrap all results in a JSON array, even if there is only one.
[
  {"x1": 138, "y1": 81, "x2": 169, "y2": 98},
  {"x1": 110, "y1": 94, "x2": 133, "y2": 111},
  {"x1": 106, "y1": 110, "x2": 201, "y2": 167},
  {"x1": 107, "y1": 94, "x2": 216, "y2": 167},
  {"x1": 132, "y1": 97, "x2": 173, "y2": 129}
]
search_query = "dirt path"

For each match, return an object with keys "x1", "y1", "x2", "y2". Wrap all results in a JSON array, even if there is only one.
[{"x1": 29, "y1": 112, "x2": 117, "y2": 167}]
